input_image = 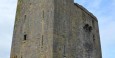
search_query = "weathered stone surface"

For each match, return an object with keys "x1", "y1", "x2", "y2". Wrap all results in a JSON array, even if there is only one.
[{"x1": 10, "y1": 0, "x2": 102, "y2": 58}]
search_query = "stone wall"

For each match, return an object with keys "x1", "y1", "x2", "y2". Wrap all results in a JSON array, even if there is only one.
[
  {"x1": 10, "y1": 0, "x2": 102, "y2": 58},
  {"x1": 10, "y1": 0, "x2": 54, "y2": 58}
]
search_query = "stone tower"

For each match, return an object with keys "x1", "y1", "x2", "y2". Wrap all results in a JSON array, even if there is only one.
[{"x1": 10, "y1": 0, "x2": 102, "y2": 58}]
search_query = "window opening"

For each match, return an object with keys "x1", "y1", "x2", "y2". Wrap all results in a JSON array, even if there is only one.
[
  {"x1": 41, "y1": 35, "x2": 43, "y2": 48},
  {"x1": 83, "y1": 24, "x2": 92, "y2": 32},
  {"x1": 24, "y1": 15, "x2": 26, "y2": 19},
  {"x1": 89, "y1": 26, "x2": 92, "y2": 32},
  {"x1": 93, "y1": 34, "x2": 95, "y2": 42},
  {"x1": 63, "y1": 45, "x2": 66, "y2": 58},
  {"x1": 43, "y1": 10, "x2": 44, "y2": 18},
  {"x1": 92, "y1": 20, "x2": 95, "y2": 28},
  {"x1": 24, "y1": 34, "x2": 27, "y2": 40}
]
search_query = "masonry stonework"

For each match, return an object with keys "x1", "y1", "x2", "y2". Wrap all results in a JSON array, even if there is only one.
[{"x1": 10, "y1": 0, "x2": 102, "y2": 58}]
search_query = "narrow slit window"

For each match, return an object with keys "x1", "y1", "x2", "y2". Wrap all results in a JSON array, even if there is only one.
[
  {"x1": 24, "y1": 34, "x2": 27, "y2": 40},
  {"x1": 63, "y1": 45, "x2": 66, "y2": 58},
  {"x1": 92, "y1": 20, "x2": 95, "y2": 28},
  {"x1": 41, "y1": 35, "x2": 43, "y2": 48},
  {"x1": 42, "y1": 35, "x2": 43, "y2": 46},
  {"x1": 93, "y1": 34, "x2": 95, "y2": 41},
  {"x1": 24, "y1": 15, "x2": 26, "y2": 19},
  {"x1": 43, "y1": 10, "x2": 44, "y2": 18}
]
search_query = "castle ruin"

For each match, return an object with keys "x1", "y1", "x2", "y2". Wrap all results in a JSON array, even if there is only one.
[{"x1": 10, "y1": 0, "x2": 102, "y2": 58}]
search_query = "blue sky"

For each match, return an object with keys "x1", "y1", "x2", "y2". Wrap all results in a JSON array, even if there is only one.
[{"x1": 0, "y1": 0, "x2": 115, "y2": 58}]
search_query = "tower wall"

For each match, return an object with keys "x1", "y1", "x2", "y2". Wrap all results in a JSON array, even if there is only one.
[
  {"x1": 10, "y1": 0, "x2": 102, "y2": 58},
  {"x1": 53, "y1": 0, "x2": 73, "y2": 58},
  {"x1": 52, "y1": 1, "x2": 102, "y2": 58},
  {"x1": 10, "y1": 0, "x2": 54, "y2": 58},
  {"x1": 72, "y1": 3, "x2": 102, "y2": 58}
]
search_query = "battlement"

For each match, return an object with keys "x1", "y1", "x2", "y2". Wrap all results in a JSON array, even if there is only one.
[{"x1": 74, "y1": 3, "x2": 98, "y2": 22}]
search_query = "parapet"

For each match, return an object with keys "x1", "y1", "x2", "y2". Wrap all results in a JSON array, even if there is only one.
[{"x1": 74, "y1": 3, "x2": 98, "y2": 22}]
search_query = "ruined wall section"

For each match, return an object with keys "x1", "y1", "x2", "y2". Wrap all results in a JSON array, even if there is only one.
[
  {"x1": 10, "y1": 0, "x2": 102, "y2": 58},
  {"x1": 73, "y1": 3, "x2": 102, "y2": 58},
  {"x1": 53, "y1": 1, "x2": 101, "y2": 58},
  {"x1": 10, "y1": 0, "x2": 54, "y2": 58}
]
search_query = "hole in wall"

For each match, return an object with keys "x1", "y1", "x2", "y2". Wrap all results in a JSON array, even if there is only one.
[
  {"x1": 43, "y1": 10, "x2": 44, "y2": 18},
  {"x1": 89, "y1": 26, "x2": 92, "y2": 32},
  {"x1": 24, "y1": 15, "x2": 26, "y2": 19},
  {"x1": 63, "y1": 45, "x2": 66, "y2": 58},
  {"x1": 83, "y1": 24, "x2": 89, "y2": 30},
  {"x1": 42, "y1": 35, "x2": 43, "y2": 45},
  {"x1": 83, "y1": 24, "x2": 92, "y2": 32},
  {"x1": 24, "y1": 34, "x2": 27, "y2": 40},
  {"x1": 41, "y1": 35, "x2": 43, "y2": 48}
]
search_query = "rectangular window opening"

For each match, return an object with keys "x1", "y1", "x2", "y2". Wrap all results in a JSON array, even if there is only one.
[
  {"x1": 24, "y1": 15, "x2": 26, "y2": 19},
  {"x1": 24, "y1": 34, "x2": 27, "y2": 40},
  {"x1": 92, "y1": 20, "x2": 95, "y2": 28},
  {"x1": 93, "y1": 34, "x2": 95, "y2": 41},
  {"x1": 41, "y1": 35, "x2": 44, "y2": 48},
  {"x1": 43, "y1": 10, "x2": 44, "y2": 18},
  {"x1": 63, "y1": 45, "x2": 66, "y2": 58}
]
